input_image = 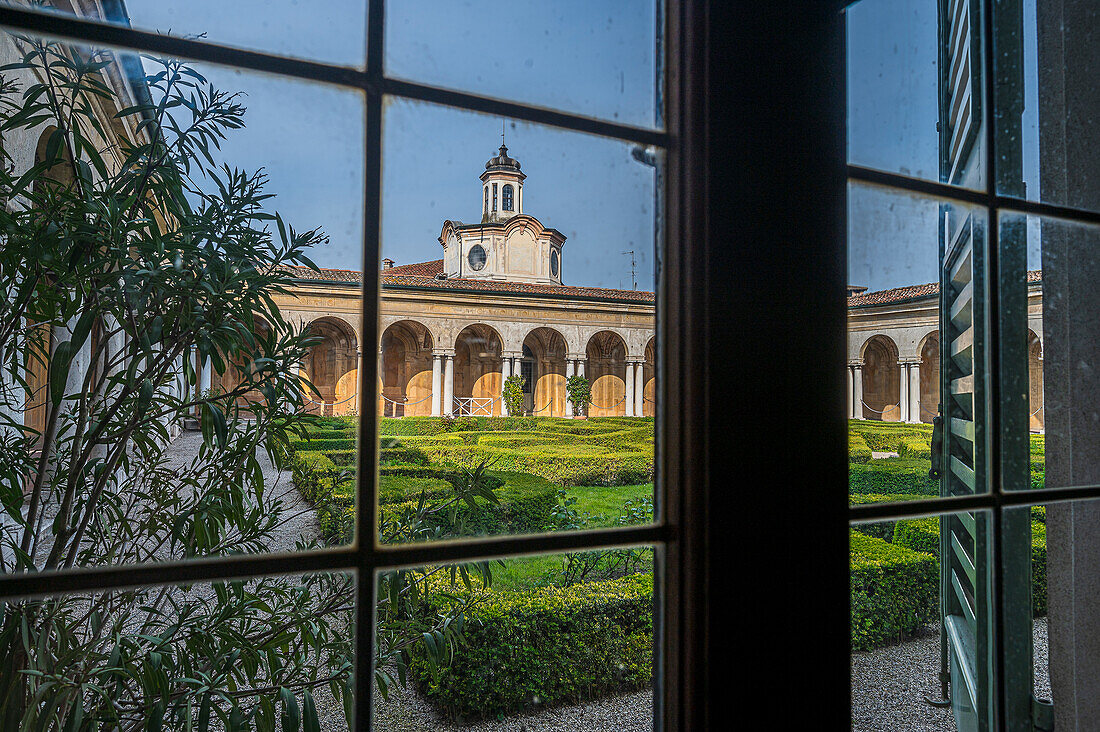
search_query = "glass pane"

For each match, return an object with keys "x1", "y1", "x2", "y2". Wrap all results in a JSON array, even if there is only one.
[
  {"x1": 372, "y1": 550, "x2": 655, "y2": 728},
  {"x1": 0, "y1": 572, "x2": 356, "y2": 729},
  {"x1": 0, "y1": 31, "x2": 366, "y2": 574},
  {"x1": 994, "y1": 0, "x2": 1100, "y2": 213},
  {"x1": 846, "y1": 0, "x2": 986, "y2": 190},
  {"x1": 364, "y1": 97, "x2": 656, "y2": 545},
  {"x1": 851, "y1": 510, "x2": 993, "y2": 730},
  {"x1": 2, "y1": 0, "x2": 368, "y2": 68},
  {"x1": 1001, "y1": 212, "x2": 1099, "y2": 491},
  {"x1": 385, "y1": 1, "x2": 661, "y2": 129},
  {"x1": 848, "y1": 182, "x2": 989, "y2": 503}
]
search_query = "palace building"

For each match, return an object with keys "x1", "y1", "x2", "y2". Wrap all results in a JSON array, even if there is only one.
[
  {"x1": 846, "y1": 272, "x2": 1046, "y2": 431},
  {"x1": 250, "y1": 144, "x2": 658, "y2": 419}
]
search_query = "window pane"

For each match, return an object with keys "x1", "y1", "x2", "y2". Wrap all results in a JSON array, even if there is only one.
[
  {"x1": 385, "y1": 1, "x2": 662, "y2": 129},
  {"x1": 851, "y1": 510, "x2": 994, "y2": 729},
  {"x1": 3, "y1": 0, "x2": 368, "y2": 68},
  {"x1": 848, "y1": 182, "x2": 989, "y2": 503},
  {"x1": 0, "y1": 572, "x2": 356, "y2": 730},
  {"x1": 0, "y1": 31, "x2": 366, "y2": 573},
  {"x1": 1001, "y1": 212, "x2": 1100, "y2": 492},
  {"x1": 372, "y1": 551, "x2": 655, "y2": 728},
  {"x1": 994, "y1": 0, "x2": 1100, "y2": 213},
  {"x1": 846, "y1": 0, "x2": 986, "y2": 190},
  {"x1": 365, "y1": 98, "x2": 656, "y2": 545}
]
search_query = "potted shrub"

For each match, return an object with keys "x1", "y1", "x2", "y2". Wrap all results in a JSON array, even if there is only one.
[
  {"x1": 502, "y1": 374, "x2": 526, "y2": 416},
  {"x1": 566, "y1": 375, "x2": 591, "y2": 418}
]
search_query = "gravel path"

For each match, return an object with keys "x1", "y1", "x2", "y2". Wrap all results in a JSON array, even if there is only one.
[{"x1": 851, "y1": 619, "x2": 1049, "y2": 731}]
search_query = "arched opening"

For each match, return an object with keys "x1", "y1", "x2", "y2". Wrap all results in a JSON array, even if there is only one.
[
  {"x1": 586, "y1": 331, "x2": 628, "y2": 417},
  {"x1": 862, "y1": 335, "x2": 901, "y2": 421},
  {"x1": 213, "y1": 317, "x2": 275, "y2": 413},
  {"x1": 302, "y1": 317, "x2": 358, "y2": 416},
  {"x1": 1029, "y1": 330, "x2": 1044, "y2": 431},
  {"x1": 379, "y1": 320, "x2": 434, "y2": 417},
  {"x1": 502, "y1": 184, "x2": 514, "y2": 211},
  {"x1": 23, "y1": 321, "x2": 51, "y2": 439},
  {"x1": 454, "y1": 324, "x2": 503, "y2": 416},
  {"x1": 34, "y1": 126, "x2": 76, "y2": 193},
  {"x1": 643, "y1": 338, "x2": 656, "y2": 417},
  {"x1": 919, "y1": 331, "x2": 940, "y2": 423},
  {"x1": 523, "y1": 327, "x2": 567, "y2": 417}
]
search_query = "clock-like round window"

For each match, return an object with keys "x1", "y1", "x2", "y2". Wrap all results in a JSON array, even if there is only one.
[
  {"x1": 550, "y1": 248, "x2": 560, "y2": 278},
  {"x1": 468, "y1": 244, "x2": 487, "y2": 271}
]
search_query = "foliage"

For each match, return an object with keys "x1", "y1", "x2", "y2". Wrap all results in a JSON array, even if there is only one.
[
  {"x1": 850, "y1": 532, "x2": 938, "y2": 651},
  {"x1": 565, "y1": 375, "x2": 591, "y2": 416},
  {"x1": 409, "y1": 574, "x2": 654, "y2": 722},
  {"x1": 849, "y1": 458, "x2": 938, "y2": 495},
  {"x1": 501, "y1": 374, "x2": 525, "y2": 416},
  {"x1": 0, "y1": 41, "x2": 486, "y2": 727},
  {"x1": 556, "y1": 496, "x2": 654, "y2": 585}
]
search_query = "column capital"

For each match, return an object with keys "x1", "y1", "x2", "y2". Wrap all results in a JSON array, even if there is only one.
[
  {"x1": 503, "y1": 350, "x2": 524, "y2": 360},
  {"x1": 899, "y1": 357, "x2": 923, "y2": 366},
  {"x1": 432, "y1": 348, "x2": 455, "y2": 358},
  {"x1": 625, "y1": 356, "x2": 645, "y2": 365},
  {"x1": 566, "y1": 352, "x2": 587, "y2": 362},
  {"x1": 848, "y1": 359, "x2": 864, "y2": 368}
]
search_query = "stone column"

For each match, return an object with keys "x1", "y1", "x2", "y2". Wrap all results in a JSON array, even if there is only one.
[
  {"x1": 847, "y1": 365, "x2": 854, "y2": 419},
  {"x1": 501, "y1": 355, "x2": 512, "y2": 416},
  {"x1": 624, "y1": 361, "x2": 636, "y2": 417},
  {"x1": 442, "y1": 352, "x2": 454, "y2": 417},
  {"x1": 431, "y1": 353, "x2": 442, "y2": 416},
  {"x1": 199, "y1": 354, "x2": 212, "y2": 395},
  {"x1": 634, "y1": 359, "x2": 645, "y2": 416},
  {"x1": 907, "y1": 359, "x2": 921, "y2": 423},
  {"x1": 566, "y1": 360, "x2": 575, "y2": 379},
  {"x1": 577, "y1": 359, "x2": 585, "y2": 379},
  {"x1": 898, "y1": 361, "x2": 909, "y2": 422},
  {"x1": 851, "y1": 361, "x2": 864, "y2": 419}
]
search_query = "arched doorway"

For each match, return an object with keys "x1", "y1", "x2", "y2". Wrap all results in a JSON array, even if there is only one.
[
  {"x1": 523, "y1": 327, "x2": 568, "y2": 417},
  {"x1": 643, "y1": 338, "x2": 656, "y2": 417},
  {"x1": 862, "y1": 335, "x2": 901, "y2": 421},
  {"x1": 379, "y1": 321, "x2": 434, "y2": 417},
  {"x1": 303, "y1": 317, "x2": 358, "y2": 416},
  {"x1": 1028, "y1": 330, "x2": 1044, "y2": 431},
  {"x1": 454, "y1": 324, "x2": 503, "y2": 416},
  {"x1": 586, "y1": 331, "x2": 628, "y2": 417},
  {"x1": 214, "y1": 318, "x2": 274, "y2": 412},
  {"x1": 919, "y1": 331, "x2": 940, "y2": 423}
]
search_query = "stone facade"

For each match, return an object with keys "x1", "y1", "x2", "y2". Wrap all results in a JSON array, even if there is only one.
[{"x1": 847, "y1": 273, "x2": 1045, "y2": 430}]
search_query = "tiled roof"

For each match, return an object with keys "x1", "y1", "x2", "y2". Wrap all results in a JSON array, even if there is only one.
[
  {"x1": 385, "y1": 259, "x2": 444, "y2": 276},
  {"x1": 848, "y1": 270, "x2": 1042, "y2": 308},
  {"x1": 282, "y1": 262, "x2": 655, "y2": 304}
]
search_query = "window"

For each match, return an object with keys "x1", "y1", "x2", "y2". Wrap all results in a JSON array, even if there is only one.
[
  {"x1": 0, "y1": 2, "x2": 704, "y2": 729},
  {"x1": 466, "y1": 242, "x2": 486, "y2": 270},
  {"x1": 502, "y1": 183, "x2": 514, "y2": 210},
  {"x1": 484, "y1": 184, "x2": 488, "y2": 214},
  {"x1": 550, "y1": 246, "x2": 560, "y2": 277}
]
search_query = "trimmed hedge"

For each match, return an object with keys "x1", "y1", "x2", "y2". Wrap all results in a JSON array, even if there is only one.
[
  {"x1": 412, "y1": 443, "x2": 653, "y2": 486},
  {"x1": 849, "y1": 433, "x2": 872, "y2": 463},
  {"x1": 850, "y1": 532, "x2": 938, "y2": 651},
  {"x1": 849, "y1": 458, "x2": 938, "y2": 496},
  {"x1": 411, "y1": 573, "x2": 653, "y2": 721},
  {"x1": 849, "y1": 493, "x2": 927, "y2": 541},
  {"x1": 891, "y1": 518, "x2": 1048, "y2": 617}
]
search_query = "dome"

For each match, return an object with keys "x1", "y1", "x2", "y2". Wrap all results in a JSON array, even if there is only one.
[{"x1": 485, "y1": 144, "x2": 521, "y2": 172}]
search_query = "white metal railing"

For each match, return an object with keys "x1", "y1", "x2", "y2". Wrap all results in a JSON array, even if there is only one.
[{"x1": 453, "y1": 396, "x2": 495, "y2": 416}]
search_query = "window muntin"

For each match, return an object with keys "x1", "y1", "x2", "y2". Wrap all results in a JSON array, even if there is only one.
[
  {"x1": 0, "y1": 3, "x2": 671, "y2": 731},
  {"x1": 502, "y1": 183, "x2": 514, "y2": 211}
]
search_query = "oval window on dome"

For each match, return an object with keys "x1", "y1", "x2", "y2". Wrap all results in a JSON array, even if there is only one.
[
  {"x1": 550, "y1": 248, "x2": 560, "y2": 278},
  {"x1": 468, "y1": 244, "x2": 487, "y2": 271}
]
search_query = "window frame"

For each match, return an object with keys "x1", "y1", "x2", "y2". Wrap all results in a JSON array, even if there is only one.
[{"x1": 0, "y1": 2, "x2": 699, "y2": 729}]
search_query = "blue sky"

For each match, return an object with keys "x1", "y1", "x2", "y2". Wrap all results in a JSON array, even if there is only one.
[
  {"x1": 121, "y1": 0, "x2": 1043, "y2": 293},
  {"x1": 122, "y1": 0, "x2": 658, "y2": 290}
]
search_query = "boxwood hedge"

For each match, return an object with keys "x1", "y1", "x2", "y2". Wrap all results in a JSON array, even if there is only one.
[
  {"x1": 411, "y1": 573, "x2": 653, "y2": 721},
  {"x1": 849, "y1": 458, "x2": 938, "y2": 495},
  {"x1": 850, "y1": 531, "x2": 938, "y2": 651}
]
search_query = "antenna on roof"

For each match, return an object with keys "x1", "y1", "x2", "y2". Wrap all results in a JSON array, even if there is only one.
[{"x1": 622, "y1": 250, "x2": 637, "y2": 290}]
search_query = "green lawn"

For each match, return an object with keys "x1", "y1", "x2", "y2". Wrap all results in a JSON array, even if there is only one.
[{"x1": 492, "y1": 482, "x2": 654, "y2": 590}]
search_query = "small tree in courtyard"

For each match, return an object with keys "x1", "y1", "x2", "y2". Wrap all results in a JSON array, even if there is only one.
[
  {"x1": 502, "y1": 374, "x2": 525, "y2": 416},
  {"x1": 566, "y1": 375, "x2": 591, "y2": 417},
  {"x1": 0, "y1": 37, "x2": 488, "y2": 729}
]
